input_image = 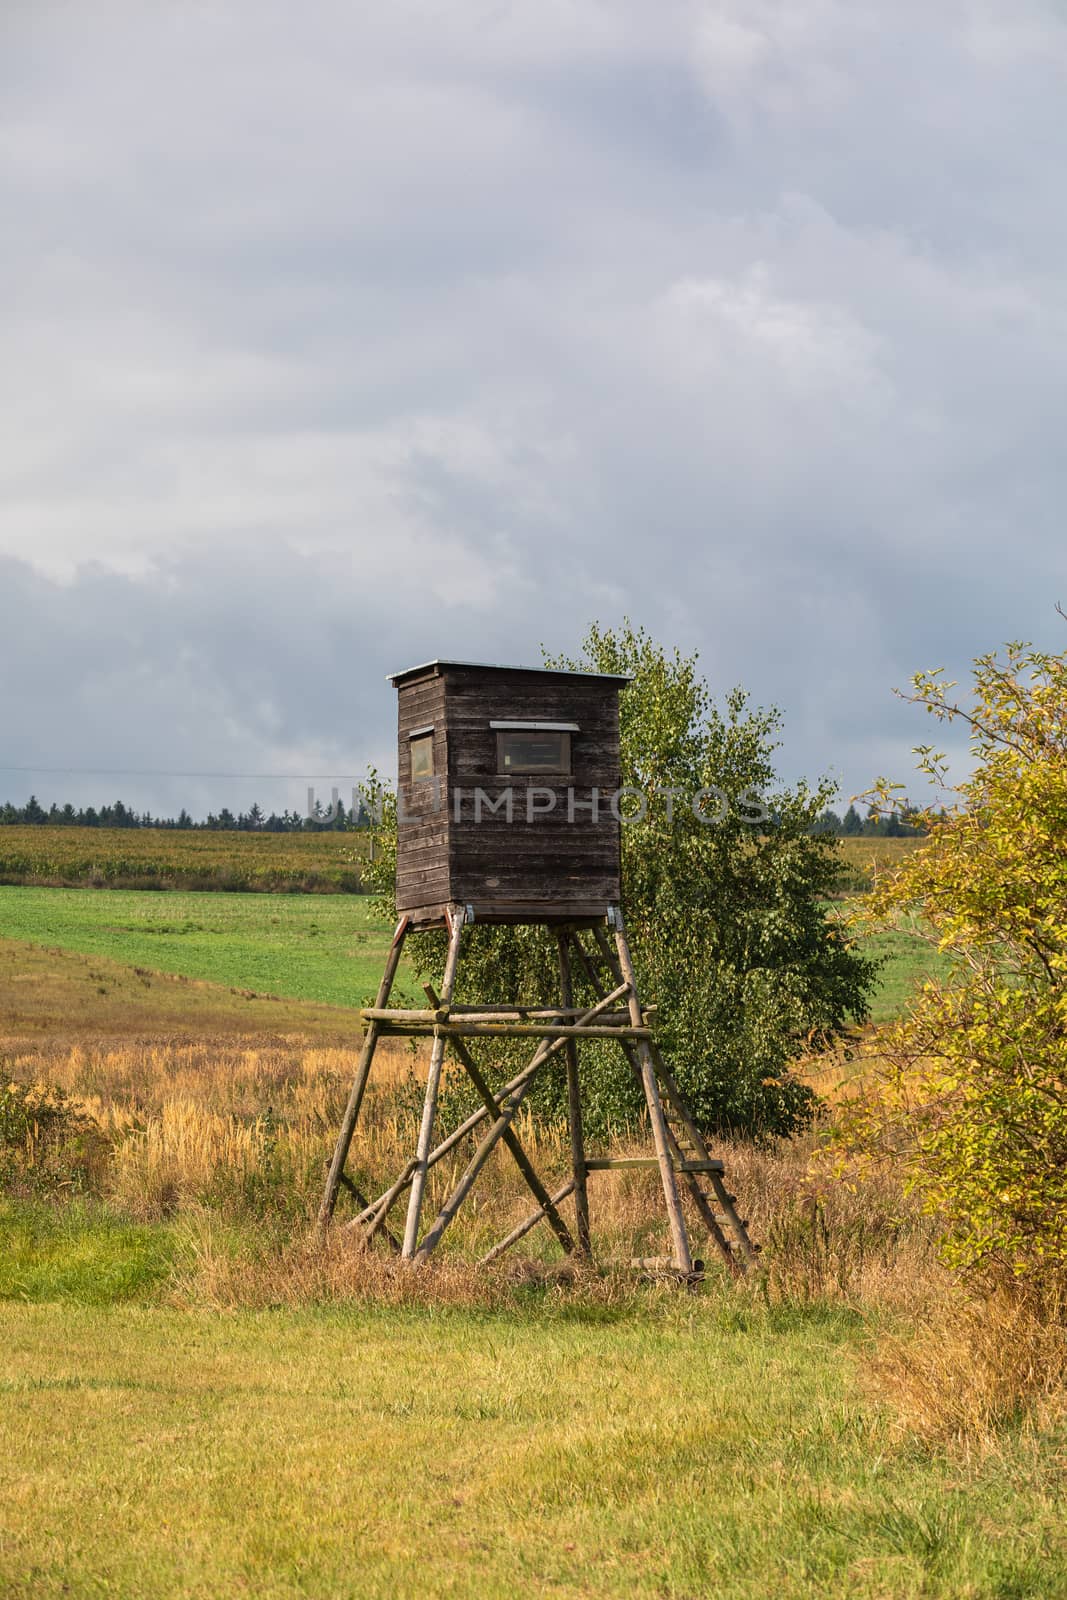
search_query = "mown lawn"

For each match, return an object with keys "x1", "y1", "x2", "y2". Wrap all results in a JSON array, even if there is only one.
[{"x1": 2, "y1": 1273, "x2": 1063, "y2": 1600}]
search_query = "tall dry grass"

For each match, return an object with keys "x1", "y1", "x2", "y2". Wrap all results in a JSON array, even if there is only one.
[
  {"x1": 870, "y1": 1281, "x2": 1067, "y2": 1454},
  {"x1": 5, "y1": 1032, "x2": 938, "y2": 1304}
]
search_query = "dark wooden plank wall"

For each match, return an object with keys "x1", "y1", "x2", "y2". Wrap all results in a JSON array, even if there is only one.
[
  {"x1": 443, "y1": 668, "x2": 622, "y2": 910},
  {"x1": 395, "y1": 670, "x2": 450, "y2": 913}
]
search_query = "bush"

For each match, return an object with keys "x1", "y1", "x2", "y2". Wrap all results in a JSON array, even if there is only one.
[
  {"x1": 0, "y1": 1078, "x2": 107, "y2": 1196},
  {"x1": 844, "y1": 634, "x2": 1067, "y2": 1294}
]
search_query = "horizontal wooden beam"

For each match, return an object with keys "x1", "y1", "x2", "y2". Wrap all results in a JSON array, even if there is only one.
[
  {"x1": 449, "y1": 1003, "x2": 657, "y2": 1021},
  {"x1": 361, "y1": 1006, "x2": 651, "y2": 1027},
  {"x1": 361, "y1": 1005, "x2": 450, "y2": 1024},
  {"x1": 370, "y1": 1020, "x2": 652, "y2": 1041},
  {"x1": 609, "y1": 1256, "x2": 707, "y2": 1275}
]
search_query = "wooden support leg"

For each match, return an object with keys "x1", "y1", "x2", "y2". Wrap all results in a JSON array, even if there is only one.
[
  {"x1": 658, "y1": 1117, "x2": 737, "y2": 1275},
  {"x1": 706, "y1": 1172, "x2": 757, "y2": 1271},
  {"x1": 319, "y1": 915, "x2": 410, "y2": 1231},
  {"x1": 436, "y1": 1018, "x2": 577, "y2": 1257},
  {"x1": 343, "y1": 1051, "x2": 580, "y2": 1238},
  {"x1": 590, "y1": 923, "x2": 624, "y2": 985},
  {"x1": 413, "y1": 1056, "x2": 545, "y2": 1261},
  {"x1": 610, "y1": 909, "x2": 694, "y2": 1276},
  {"x1": 364, "y1": 1159, "x2": 417, "y2": 1245},
  {"x1": 402, "y1": 905, "x2": 466, "y2": 1259},
  {"x1": 558, "y1": 932, "x2": 591, "y2": 1256},
  {"x1": 648, "y1": 1042, "x2": 758, "y2": 1272},
  {"x1": 338, "y1": 1172, "x2": 403, "y2": 1254}
]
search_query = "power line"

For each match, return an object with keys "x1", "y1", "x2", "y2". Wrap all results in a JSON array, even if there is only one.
[{"x1": 0, "y1": 764, "x2": 371, "y2": 781}]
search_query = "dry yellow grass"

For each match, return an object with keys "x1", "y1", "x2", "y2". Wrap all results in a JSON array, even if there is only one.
[
  {"x1": 0, "y1": 926, "x2": 947, "y2": 1316},
  {"x1": 6, "y1": 1020, "x2": 942, "y2": 1311},
  {"x1": 870, "y1": 1282, "x2": 1067, "y2": 1454}
]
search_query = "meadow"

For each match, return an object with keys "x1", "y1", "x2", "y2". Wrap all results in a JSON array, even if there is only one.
[
  {"x1": 3, "y1": 1288, "x2": 1062, "y2": 1600},
  {"x1": 0, "y1": 878, "x2": 945, "y2": 1025},
  {"x1": 0, "y1": 824, "x2": 369, "y2": 893},
  {"x1": 0, "y1": 872, "x2": 1062, "y2": 1598}
]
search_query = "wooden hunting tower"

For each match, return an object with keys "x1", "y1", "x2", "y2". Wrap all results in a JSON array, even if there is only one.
[
  {"x1": 393, "y1": 659, "x2": 626, "y2": 926},
  {"x1": 320, "y1": 660, "x2": 757, "y2": 1280}
]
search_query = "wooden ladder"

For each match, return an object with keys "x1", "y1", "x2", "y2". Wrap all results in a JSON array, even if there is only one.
[{"x1": 567, "y1": 917, "x2": 760, "y2": 1279}]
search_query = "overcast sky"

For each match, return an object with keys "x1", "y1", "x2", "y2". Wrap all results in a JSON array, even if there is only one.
[{"x1": 2, "y1": 1, "x2": 1064, "y2": 819}]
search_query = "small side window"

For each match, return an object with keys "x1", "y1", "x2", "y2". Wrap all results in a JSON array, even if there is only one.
[{"x1": 409, "y1": 732, "x2": 435, "y2": 781}]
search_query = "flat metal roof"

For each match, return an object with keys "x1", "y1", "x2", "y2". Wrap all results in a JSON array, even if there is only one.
[{"x1": 388, "y1": 659, "x2": 630, "y2": 686}]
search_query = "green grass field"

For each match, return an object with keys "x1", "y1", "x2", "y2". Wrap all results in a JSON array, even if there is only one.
[
  {"x1": 1, "y1": 883, "x2": 1063, "y2": 1596},
  {"x1": 0, "y1": 885, "x2": 944, "y2": 1024},
  {"x1": 0, "y1": 886, "x2": 404, "y2": 1009},
  {"x1": 1, "y1": 1218, "x2": 1063, "y2": 1600}
]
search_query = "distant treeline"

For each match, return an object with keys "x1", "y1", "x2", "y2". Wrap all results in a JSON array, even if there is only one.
[
  {"x1": 812, "y1": 804, "x2": 930, "y2": 838},
  {"x1": 2, "y1": 793, "x2": 929, "y2": 838},
  {"x1": 0, "y1": 796, "x2": 369, "y2": 832}
]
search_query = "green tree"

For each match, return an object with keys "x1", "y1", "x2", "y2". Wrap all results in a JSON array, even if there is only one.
[
  {"x1": 845, "y1": 635, "x2": 1067, "y2": 1292},
  {"x1": 841, "y1": 804, "x2": 863, "y2": 836},
  {"x1": 365, "y1": 623, "x2": 876, "y2": 1138}
]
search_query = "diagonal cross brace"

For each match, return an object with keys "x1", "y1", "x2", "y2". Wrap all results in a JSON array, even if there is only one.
[
  {"x1": 411, "y1": 981, "x2": 631, "y2": 1261},
  {"x1": 423, "y1": 982, "x2": 576, "y2": 1257},
  {"x1": 348, "y1": 980, "x2": 630, "y2": 1245}
]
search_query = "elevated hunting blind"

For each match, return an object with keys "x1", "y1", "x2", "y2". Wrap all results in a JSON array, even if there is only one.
[
  {"x1": 393, "y1": 659, "x2": 626, "y2": 924},
  {"x1": 320, "y1": 660, "x2": 757, "y2": 1279}
]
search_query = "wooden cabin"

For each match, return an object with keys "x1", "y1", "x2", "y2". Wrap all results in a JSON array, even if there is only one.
[{"x1": 390, "y1": 659, "x2": 628, "y2": 926}]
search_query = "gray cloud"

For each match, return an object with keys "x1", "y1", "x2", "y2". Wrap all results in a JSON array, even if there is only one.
[{"x1": 2, "y1": 1, "x2": 1065, "y2": 817}]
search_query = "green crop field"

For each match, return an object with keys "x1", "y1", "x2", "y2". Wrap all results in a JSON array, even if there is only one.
[
  {"x1": 832, "y1": 838, "x2": 931, "y2": 896},
  {"x1": 0, "y1": 825, "x2": 921, "y2": 895},
  {"x1": 0, "y1": 825, "x2": 369, "y2": 893}
]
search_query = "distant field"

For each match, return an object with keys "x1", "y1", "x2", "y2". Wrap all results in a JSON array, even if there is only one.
[
  {"x1": 833, "y1": 835, "x2": 924, "y2": 892},
  {"x1": 0, "y1": 825, "x2": 369, "y2": 893},
  {"x1": 0, "y1": 888, "x2": 405, "y2": 1009},
  {"x1": 0, "y1": 825, "x2": 921, "y2": 894},
  {"x1": 0, "y1": 882, "x2": 943, "y2": 1025}
]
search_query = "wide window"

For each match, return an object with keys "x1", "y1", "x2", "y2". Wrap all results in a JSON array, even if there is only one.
[
  {"x1": 492, "y1": 722, "x2": 576, "y2": 775},
  {"x1": 409, "y1": 730, "x2": 435, "y2": 781}
]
